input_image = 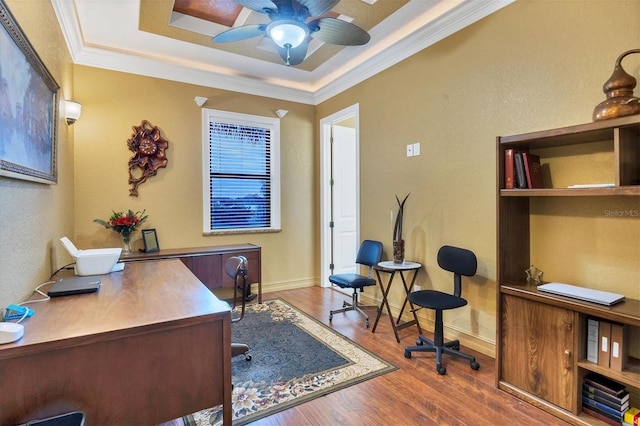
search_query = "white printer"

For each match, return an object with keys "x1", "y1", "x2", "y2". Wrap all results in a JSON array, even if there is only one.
[{"x1": 60, "y1": 237, "x2": 124, "y2": 276}]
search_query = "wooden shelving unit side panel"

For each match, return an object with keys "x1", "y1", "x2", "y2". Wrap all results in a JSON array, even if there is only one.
[{"x1": 617, "y1": 125, "x2": 640, "y2": 186}]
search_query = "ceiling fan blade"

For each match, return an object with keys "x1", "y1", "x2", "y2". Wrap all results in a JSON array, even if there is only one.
[
  {"x1": 232, "y1": 0, "x2": 278, "y2": 13},
  {"x1": 213, "y1": 24, "x2": 267, "y2": 43},
  {"x1": 295, "y1": 0, "x2": 340, "y2": 17},
  {"x1": 277, "y1": 39, "x2": 308, "y2": 66},
  {"x1": 309, "y1": 18, "x2": 370, "y2": 46}
]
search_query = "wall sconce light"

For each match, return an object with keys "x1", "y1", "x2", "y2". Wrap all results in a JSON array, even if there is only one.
[
  {"x1": 64, "y1": 100, "x2": 82, "y2": 125},
  {"x1": 276, "y1": 109, "x2": 288, "y2": 118}
]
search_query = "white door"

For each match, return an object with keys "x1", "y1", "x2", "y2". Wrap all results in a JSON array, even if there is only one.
[
  {"x1": 331, "y1": 125, "x2": 358, "y2": 276},
  {"x1": 320, "y1": 105, "x2": 360, "y2": 287}
]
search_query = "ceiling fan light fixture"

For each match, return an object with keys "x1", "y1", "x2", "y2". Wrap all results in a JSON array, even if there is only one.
[{"x1": 267, "y1": 20, "x2": 308, "y2": 48}]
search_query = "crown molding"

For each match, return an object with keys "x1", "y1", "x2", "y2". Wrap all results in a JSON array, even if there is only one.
[
  {"x1": 52, "y1": 0, "x2": 514, "y2": 106},
  {"x1": 313, "y1": 0, "x2": 515, "y2": 104}
]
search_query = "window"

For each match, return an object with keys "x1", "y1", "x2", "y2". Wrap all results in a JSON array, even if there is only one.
[{"x1": 202, "y1": 109, "x2": 280, "y2": 234}]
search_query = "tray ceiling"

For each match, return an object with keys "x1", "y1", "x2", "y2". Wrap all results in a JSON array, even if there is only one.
[{"x1": 51, "y1": 0, "x2": 514, "y2": 104}]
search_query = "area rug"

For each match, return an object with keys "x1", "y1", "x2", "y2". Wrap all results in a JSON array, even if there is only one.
[{"x1": 183, "y1": 299, "x2": 397, "y2": 425}]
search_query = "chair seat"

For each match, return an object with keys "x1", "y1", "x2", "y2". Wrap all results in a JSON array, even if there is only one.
[
  {"x1": 408, "y1": 290, "x2": 467, "y2": 310},
  {"x1": 329, "y1": 273, "x2": 376, "y2": 289}
]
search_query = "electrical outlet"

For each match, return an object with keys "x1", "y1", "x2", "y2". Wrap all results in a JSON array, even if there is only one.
[{"x1": 413, "y1": 284, "x2": 421, "y2": 291}]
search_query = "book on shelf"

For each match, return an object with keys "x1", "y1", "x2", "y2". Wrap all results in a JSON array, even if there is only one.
[
  {"x1": 568, "y1": 183, "x2": 615, "y2": 188},
  {"x1": 504, "y1": 148, "x2": 515, "y2": 189},
  {"x1": 514, "y1": 151, "x2": 527, "y2": 189},
  {"x1": 598, "y1": 320, "x2": 612, "y2": 368},
  {"x1": 583, "y1": 387, "x2": 630, "y2": 412},
  {"x1": 584, "y1": 373, "x2": 627, "y2": 397},
  {"x1": 587, "y1": 318, "x2": 599, "y2": 364},
  {"x1": 583, "y1": 382, "x2": 630, "y2": 407},
  {"x1": 522, "y1": 152, "x2": 544, "y2": 188},
  {"x1": 610, "y1": 322, "x2": 628, "y2": 371},
  {"x1": 582, "y1": 395, "x2": 628, "y2": 420},
  {"x1": 583, "y1": 405, "x2": 623, "y2": 426}
]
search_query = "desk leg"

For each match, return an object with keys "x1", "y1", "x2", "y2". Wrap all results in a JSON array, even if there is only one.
[{"x1": 372, "y1": 270, "x2": 401, "y2": 343}]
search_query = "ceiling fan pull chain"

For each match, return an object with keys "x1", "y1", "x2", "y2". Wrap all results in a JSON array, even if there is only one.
[{"x1": 285, "y1": 44, "x2": 292, "y2": 66}]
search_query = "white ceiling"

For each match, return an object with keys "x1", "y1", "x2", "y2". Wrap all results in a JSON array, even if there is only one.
[{"x1": 51, "y1": 0, "x2": 514, "y2": 105}]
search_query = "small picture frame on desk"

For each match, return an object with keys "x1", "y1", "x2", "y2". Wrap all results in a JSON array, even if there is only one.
[{"x1": 141, "y1": 229, "x2": 159, "y2": 253}]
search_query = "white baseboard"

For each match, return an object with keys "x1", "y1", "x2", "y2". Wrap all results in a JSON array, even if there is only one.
[{"x1": 359, "y1": 292, "x2": 496, "y2": 358}]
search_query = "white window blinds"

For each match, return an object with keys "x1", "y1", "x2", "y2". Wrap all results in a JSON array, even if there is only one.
[{"x1": 202, "y1": 109, "x2": 280, "y2": 233}]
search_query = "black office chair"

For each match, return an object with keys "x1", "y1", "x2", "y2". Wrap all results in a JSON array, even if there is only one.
[
  {"x1": 404, "y1": 245, "x2": 480, "y2": 375},
  {"x1": 225, "y1": 256, "x2": 252, "y2": 361},
  {"x1": 328, "y1": 240, "x2": 383, "y2": 328}
]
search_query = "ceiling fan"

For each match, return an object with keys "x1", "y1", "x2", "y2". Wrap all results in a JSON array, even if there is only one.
[{"x1": 213, "y1": 0, "x2": 371, "y2": 66}]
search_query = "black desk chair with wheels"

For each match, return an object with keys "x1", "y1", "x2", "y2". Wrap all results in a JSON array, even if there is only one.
[
  {"x1": 225, "y1": 255, "x2": 252, "y2": 361},
  {"x1": 328, "y1": 240, "x2": 383, "y2": 328},
  {"x1": 404, "y1": 245, "x2": 480, "y2": 375}
]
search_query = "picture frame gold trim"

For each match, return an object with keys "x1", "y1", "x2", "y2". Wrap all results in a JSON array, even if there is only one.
[{"x1": 0, "y1": 0, "x2": 60, "y2": 184}]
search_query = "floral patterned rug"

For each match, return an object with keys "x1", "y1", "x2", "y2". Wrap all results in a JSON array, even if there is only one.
[{"x1": 182, "y1": 299, "x2": 396, "y2": 425}]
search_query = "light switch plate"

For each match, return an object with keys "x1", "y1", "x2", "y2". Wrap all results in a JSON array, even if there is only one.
[
  {"x1": 406, "y1": 144, "x2": 414, "y2": 157},
  {"x1": 413, "y1": 142, "x2": 421, "y2": 156}
]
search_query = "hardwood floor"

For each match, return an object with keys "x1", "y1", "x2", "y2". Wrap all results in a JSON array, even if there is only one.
[{"x1": 250, "y1": 286, "x2": 569, "y2": 425}]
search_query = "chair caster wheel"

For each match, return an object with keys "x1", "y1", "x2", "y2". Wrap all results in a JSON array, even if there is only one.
[
  {"x1": 437, "y1": 365, "x2": 446, "y2": 375},
  {"x1": 365, "y1": 319, "x2": 370, "y2": 328},
  {"x1": 245, "y1": 354, "x2": 252, "y2": 361},
  {"x1": 451, "y1": 344, "x2": 460, "y2": 351},
  {"x1": 329, "y1": 313, "x2": 333, "y2": 321},
  {"x1": 342, "y1": 301, "x2": 347, "y2": 308},
  {"x1": 404, "y1": 350, "x2": 411, "y2": 358},
  {"x1": 416, "y1": 339, "x2": 423, "y2": 346},
  {"x1": 471, "y1": 361, "x2": 480, "y2": 370}
]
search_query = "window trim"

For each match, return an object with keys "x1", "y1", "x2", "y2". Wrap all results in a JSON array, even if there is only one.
[{"x1": 202, "y1": 108, "x2": 281, "y2": 234}]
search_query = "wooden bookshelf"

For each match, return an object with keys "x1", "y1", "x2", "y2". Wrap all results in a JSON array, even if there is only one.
[{"x1": 495, "y1": 115, "x2": 640, "y2": 425}]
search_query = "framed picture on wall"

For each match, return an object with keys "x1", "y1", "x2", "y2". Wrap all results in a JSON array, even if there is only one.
[{"x1": 0, "y1": 0, "x2": 60, "y2": 184}]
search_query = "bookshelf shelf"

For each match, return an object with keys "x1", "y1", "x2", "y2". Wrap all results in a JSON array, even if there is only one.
[
  {"x1": 500, "y1": 186, "x2": 640, "y2": 196},
  {"x1": 496, "y1": 116, "x2": 640, "y2": 426},
  {"x1": 578, "y1": 357, "x2": 640, "y2": 390}
]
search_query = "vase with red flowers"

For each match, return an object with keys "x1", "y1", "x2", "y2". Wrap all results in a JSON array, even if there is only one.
[{"x1": 94, "y1": 209, "x2": 148, "y2": 254}]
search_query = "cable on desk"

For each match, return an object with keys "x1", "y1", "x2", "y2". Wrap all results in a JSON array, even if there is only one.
[
  {"x1": 17, "y1": 281, "x2": 54, "y2": 309},
  {"x1": 49, "y1": 262, "x2": 75, "y2": 279}
]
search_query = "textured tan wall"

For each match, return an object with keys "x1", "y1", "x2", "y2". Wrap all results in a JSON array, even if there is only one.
[
  {"x1": 0, "y1": 0, "x2": 75, "y2": 307},
  {"x1": 72, "y1": 66, "x2": 317, "y2": 289},
  {"x1": 317, "y1": 0, "x2": 640, "y2": 355}
]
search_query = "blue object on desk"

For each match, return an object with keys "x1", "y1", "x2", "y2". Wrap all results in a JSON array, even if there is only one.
[{"x1": 4, "y1": 304, "x2": 34, "y2": 320}]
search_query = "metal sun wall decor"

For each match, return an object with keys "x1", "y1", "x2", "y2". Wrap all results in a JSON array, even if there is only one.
[{"x1": 126, "y1": 120, "x2": 169, "y2": 196}]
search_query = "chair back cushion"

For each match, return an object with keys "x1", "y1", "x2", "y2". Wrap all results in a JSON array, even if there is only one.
[
  {"x1": 437, "y1": 245, "x2": 477, "y2": 276},
  {"x1": 355, "y1": 240, "x2": 384, "y2": 267},
  {"x1": 225, "y1": 255, "x2": 248, "y2": 279}
]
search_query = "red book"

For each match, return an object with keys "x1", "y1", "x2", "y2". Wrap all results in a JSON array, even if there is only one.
[
  {"x1": 504, "y1": 149, "x2": 515, "y2": 189},
  {"x1": 522, "y1": 152, "x2": 544, "y2": 188}
]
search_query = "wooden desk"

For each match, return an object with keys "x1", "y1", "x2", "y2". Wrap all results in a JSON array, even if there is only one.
[
  {"x1": 123, "y1": 243, "x2": 262, "y2": 302},
  {"x1": 0, "y1": 260, "x2": 232, "y2": 425},
  {"x1": 372, "y1": 261, "x2": 423, "y2": 343}
]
